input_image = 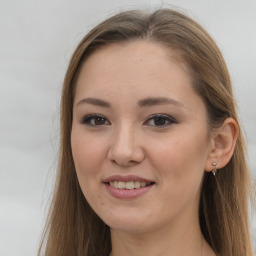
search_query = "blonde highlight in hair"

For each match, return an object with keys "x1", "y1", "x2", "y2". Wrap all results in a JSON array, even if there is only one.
[{"x1": 38, "y1": 9, "x2": 254, "y2": 256}]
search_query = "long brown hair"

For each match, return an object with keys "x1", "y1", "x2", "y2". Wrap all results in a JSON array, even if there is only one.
[{"x1": 38, "y1": 9, "x2": 254, "y2": 256}]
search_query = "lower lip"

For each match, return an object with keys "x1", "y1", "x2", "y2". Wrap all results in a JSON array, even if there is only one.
[{"x1": 104, "y1": 183, "x2": 154, "y2": 199}]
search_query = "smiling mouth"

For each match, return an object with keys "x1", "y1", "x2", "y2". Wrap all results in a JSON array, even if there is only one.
[{"x1": 106, "y1": 181, "x2": 154, "y2": 190}]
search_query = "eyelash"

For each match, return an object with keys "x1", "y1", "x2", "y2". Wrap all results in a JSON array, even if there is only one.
[
  {"x1": 146, "y1": 114, "x2": 177, "y2": 127},
  {"x1": 81, "y1": 114, "x2": 110, "y2": 126},
  {"x1": 80, "y1": 113, "x2": 177, "y2": 127}
]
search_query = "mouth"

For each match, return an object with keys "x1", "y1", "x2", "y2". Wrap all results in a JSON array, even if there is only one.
[
  {"x1": 105, "y1": 181, "x2": 155, "y2": 190},
  {"x1": 103, "y1": 175, "x2": 155, "y2": 199}
]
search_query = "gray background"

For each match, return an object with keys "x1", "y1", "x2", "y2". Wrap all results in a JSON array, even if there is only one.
[{"x1": 0, "y1": 0, "x2": 255, "y2": 255}]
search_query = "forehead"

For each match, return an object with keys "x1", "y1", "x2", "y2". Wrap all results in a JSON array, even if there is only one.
[
  {"x1": 75, "y1": 41, "x2": 192, "y2": 96},
  {"x1": 81, "y1": 41, "x2": 186, "y2": 76},
  {"x1": 74, "y1": 40, "x2": 207, "y2": 120}
]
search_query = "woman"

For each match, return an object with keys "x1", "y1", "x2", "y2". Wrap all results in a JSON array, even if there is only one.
[{"x1": 38, "y1": 8, "x2": 254, "y2": 256}]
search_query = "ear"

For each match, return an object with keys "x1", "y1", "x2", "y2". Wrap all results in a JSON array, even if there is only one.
[{"x1": 205, "y1": 117, "x2": 239, "y2": 172}]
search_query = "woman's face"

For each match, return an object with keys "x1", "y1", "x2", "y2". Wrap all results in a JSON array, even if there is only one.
[{"x1": 71, "y1": 41, "x2": 212, "y2": 234}]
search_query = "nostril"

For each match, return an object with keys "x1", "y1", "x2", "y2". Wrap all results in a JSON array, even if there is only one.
[{"x1": 110, "y1": 158, "x2": 139, "y2": 167}]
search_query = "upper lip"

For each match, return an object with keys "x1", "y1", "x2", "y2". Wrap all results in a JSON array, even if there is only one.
[{"x1": 103, "y1": 175, "x2": 154, "y2": 183}]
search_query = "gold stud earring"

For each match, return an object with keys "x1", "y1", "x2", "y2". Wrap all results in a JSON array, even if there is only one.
[{"x1": 212, "y1": 162, "x2": 217, "y2": 176}]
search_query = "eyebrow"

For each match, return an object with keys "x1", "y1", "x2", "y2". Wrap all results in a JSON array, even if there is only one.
[
  {"x1": 138, "y1": 97, "x2": 185, "y2": 108},
  {"x1": 76, "y1": 97, "x2": 111, "y2": 107},
  {"x1": 76, "y1": 97, "x2": 184, "y2": 108}
]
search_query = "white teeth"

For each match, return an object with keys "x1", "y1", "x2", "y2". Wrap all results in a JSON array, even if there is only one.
[
  {"x1": 109, "y1": 181, "x2": 152, "y2": 189},
  {"x1": 140, "y1": 181, "x2": 146, "y2": 187},
  {"x1": 134, "y1": 181, "x2": 140, "y2": 189},
  {"x1": 117, "y1": 181, "x2": 125, "y2": 189},
  {"x1": 125, "y1": 181, "x2": 134, "y2": 190}
]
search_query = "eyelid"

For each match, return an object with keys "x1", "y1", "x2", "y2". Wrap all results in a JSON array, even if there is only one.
[
  {"x1": 80, "y1": 114, "x2": 110, "y2": 126},
  {"x1": 144, "y1": 113, "x2": 177, "y2": 127}
]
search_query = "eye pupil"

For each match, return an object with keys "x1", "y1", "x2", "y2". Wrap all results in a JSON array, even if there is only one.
[
  {"x1": 154, "y1": 117, "x2": 166, "y2": 126},
  {"x1": 95, "y1": 117, "x2": 105, "y2": 125}
]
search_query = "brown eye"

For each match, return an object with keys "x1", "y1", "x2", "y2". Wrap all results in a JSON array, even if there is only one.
[
  {"x1": 81, "y1": 114, "x2": 110, "y2": 126},
  {"x1": 153, "y1": 116, "x2": 168, "y2": 126},
  {"x1": 145, "y1": 114, "x2": 176, "y2": 127}
]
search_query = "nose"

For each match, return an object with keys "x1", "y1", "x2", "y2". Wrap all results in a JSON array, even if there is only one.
[{"x1": 107, "y1": 123, "x2": 145, "y2": 167}]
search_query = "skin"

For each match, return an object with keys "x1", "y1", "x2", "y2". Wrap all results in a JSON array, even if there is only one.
[{"x1": 70, "y1": 40, "x2": 229, "y2": 255}]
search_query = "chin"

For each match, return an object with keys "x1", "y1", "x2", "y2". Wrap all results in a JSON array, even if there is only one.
[{"x1": 99, "y1": 210, "x2": 160, "y2": 234}]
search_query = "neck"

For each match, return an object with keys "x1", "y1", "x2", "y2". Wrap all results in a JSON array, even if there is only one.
[{"x1": 110, "y1": 214, "x2": 215, "y2": 256}]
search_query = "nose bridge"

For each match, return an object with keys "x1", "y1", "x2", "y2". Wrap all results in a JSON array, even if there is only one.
[
  {"x1": 116, "y1": 121, "x2": 133, "y2": 144},
  {"x1": 108, "y1": 120, "x2": 144, "y2": 166}
]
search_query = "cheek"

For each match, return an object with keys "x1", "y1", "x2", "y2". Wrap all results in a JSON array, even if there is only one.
[
  {"x1": 148, "y1": 128, "x2": 209, "y2": 188},
  {"x1": 71, "y1": 129, "x2": 109, "y2": 210},
  {"x1": 71, "y1": 129, "x2": 124, "y2": 220},
  {"x1": 71, "y1": 128, "x2": 107, "y2": 194},
  {"x1": 71, "y1": 128, "x2": 104, "y2": 170}
]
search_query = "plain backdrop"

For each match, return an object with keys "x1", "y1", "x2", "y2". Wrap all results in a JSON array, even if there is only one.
[{"x1": 0, "y1": 0, "x2": 255, "y2": 255}]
